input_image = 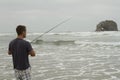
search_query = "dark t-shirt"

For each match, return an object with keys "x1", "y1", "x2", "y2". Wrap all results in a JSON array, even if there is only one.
[{"x1": 9, "y1": 38, "x2": 33, "y2": 70}]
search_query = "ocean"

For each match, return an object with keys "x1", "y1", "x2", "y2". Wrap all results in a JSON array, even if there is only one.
[{"x1": 0, "y1": 31, "x2": 120, "y2": 80}]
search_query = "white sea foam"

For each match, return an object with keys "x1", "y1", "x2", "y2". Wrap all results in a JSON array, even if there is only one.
[
  {"x1": 1, "y1": 31, "x2": 120, "y2": 37},
  {"x1": 1, "y1": 31, "x2": 120, "y2": 80},
  {"x1": 0, "y1": 33, "x2": 15, "y2": 36},
  {"x1": 75, "y1": 41, "x2": 120, "y2": 46}
]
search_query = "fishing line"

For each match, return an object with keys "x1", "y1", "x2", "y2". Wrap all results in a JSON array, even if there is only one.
[{"x1": 31, "y1": 18, "x2": 71, "y2": 43}]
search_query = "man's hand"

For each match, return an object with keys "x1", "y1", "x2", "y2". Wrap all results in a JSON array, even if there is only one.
[
  {"x1": 8, "y1": 51, "x2": 12, "y2": 55},
  {"x1": 29, "y1": 50, "x2": 35, "y2": 56}
]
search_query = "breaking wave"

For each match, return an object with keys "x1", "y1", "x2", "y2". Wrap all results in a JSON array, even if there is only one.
[
  {"x1": 1, "y1": 31, "x2": 120, "y2": 37},
  {"x1": 32, "y1": 39, "x2": 120, "y2": 46},
  {"x1": 33, "y1": 39, "x2": 75, "y2": 45},
  {"x1": 75, "y1": 41, "x2": 120, "y2": 46}
]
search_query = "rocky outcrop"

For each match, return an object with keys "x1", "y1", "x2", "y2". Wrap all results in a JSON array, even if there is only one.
[{"x1": 96, "y1": 20, "x2": 118, "y2": 31}]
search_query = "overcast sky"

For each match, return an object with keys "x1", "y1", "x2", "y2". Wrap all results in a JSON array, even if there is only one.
[{"x1": 0, "y1": 0, "x2": 120, "y2": 33}]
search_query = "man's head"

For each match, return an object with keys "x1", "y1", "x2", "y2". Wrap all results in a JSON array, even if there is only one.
[{"x1": 16, "y1": 25, "x2": 26, "y2": 38}]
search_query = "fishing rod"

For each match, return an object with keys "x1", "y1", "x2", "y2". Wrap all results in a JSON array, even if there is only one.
[{"x1": 31, "y1": 18, "x2": 71, "y2": 43}]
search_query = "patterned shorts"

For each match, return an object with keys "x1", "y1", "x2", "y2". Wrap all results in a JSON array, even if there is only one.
[{"x1": 14, "y1": 67, "x2": 31, "y2": 80}]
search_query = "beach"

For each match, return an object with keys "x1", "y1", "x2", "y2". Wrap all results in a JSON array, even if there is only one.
[{"x1": 1, "y1": 31, "x2": 120, "y2": 80}]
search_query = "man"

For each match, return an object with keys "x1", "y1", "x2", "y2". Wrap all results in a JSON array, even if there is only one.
[{"x1": 8, "y1": 25, "x2": 35, "y2": 80}]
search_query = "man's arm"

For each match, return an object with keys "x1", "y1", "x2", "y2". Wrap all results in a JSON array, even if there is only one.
[
  {"x1": 8, "y1": 51, "x2": 12, "y2": 55},
  {"x1": 27, "y1": 42, "x2": 35, "y2": 56},
  {"x1": 29, "y1": 50, "x2": 35, "y2": 56},
  {"x1": 8, "y1": 42, "x2": 12, "y2": 55}
]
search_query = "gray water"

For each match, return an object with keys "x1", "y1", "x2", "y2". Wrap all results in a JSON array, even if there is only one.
[{"x1": 1, "y1": 31, "x2": 120, "y2": 80}]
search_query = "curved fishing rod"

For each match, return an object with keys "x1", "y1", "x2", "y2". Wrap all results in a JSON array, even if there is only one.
[{"x1": 31, "y1": 18, "x2": 71, "y2": 43}]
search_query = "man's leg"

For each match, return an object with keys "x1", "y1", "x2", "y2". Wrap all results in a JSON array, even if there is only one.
[
  {"x1": 14, "y1": 68, "x2": 31, "y2": 80},
  {"x1": 14, "y1": 69, "x2": 21, "y2": 80},
  {"x1": 21, "y1": 68, "x2": 31, "y2": 80}
]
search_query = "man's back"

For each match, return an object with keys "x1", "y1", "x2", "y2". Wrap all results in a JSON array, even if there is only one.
[
  {"x1": 8, "y1": 25, "x2": 35, "y2": 80},
  {"x1": 9, "y1": 38, "x2": 32, "y2": 70}
]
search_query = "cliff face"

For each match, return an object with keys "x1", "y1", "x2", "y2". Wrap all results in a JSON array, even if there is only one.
[{"x1": 96, "y1": 20, "x2": 118, "y2": 31}]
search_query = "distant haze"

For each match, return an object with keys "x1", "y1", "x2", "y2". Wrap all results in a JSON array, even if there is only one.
[{"x1": 0, "y1": 0, "x2": 120, "y2": 33}]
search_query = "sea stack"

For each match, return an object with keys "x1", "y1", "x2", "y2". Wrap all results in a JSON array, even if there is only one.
[{"x1": 96, "y1": 20, "x2": 118, "y2": 31}]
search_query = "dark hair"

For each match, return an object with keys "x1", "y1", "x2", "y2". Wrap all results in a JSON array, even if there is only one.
[{"x1": 16, "y1": 25, "x2": 26, "y2": 35}]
